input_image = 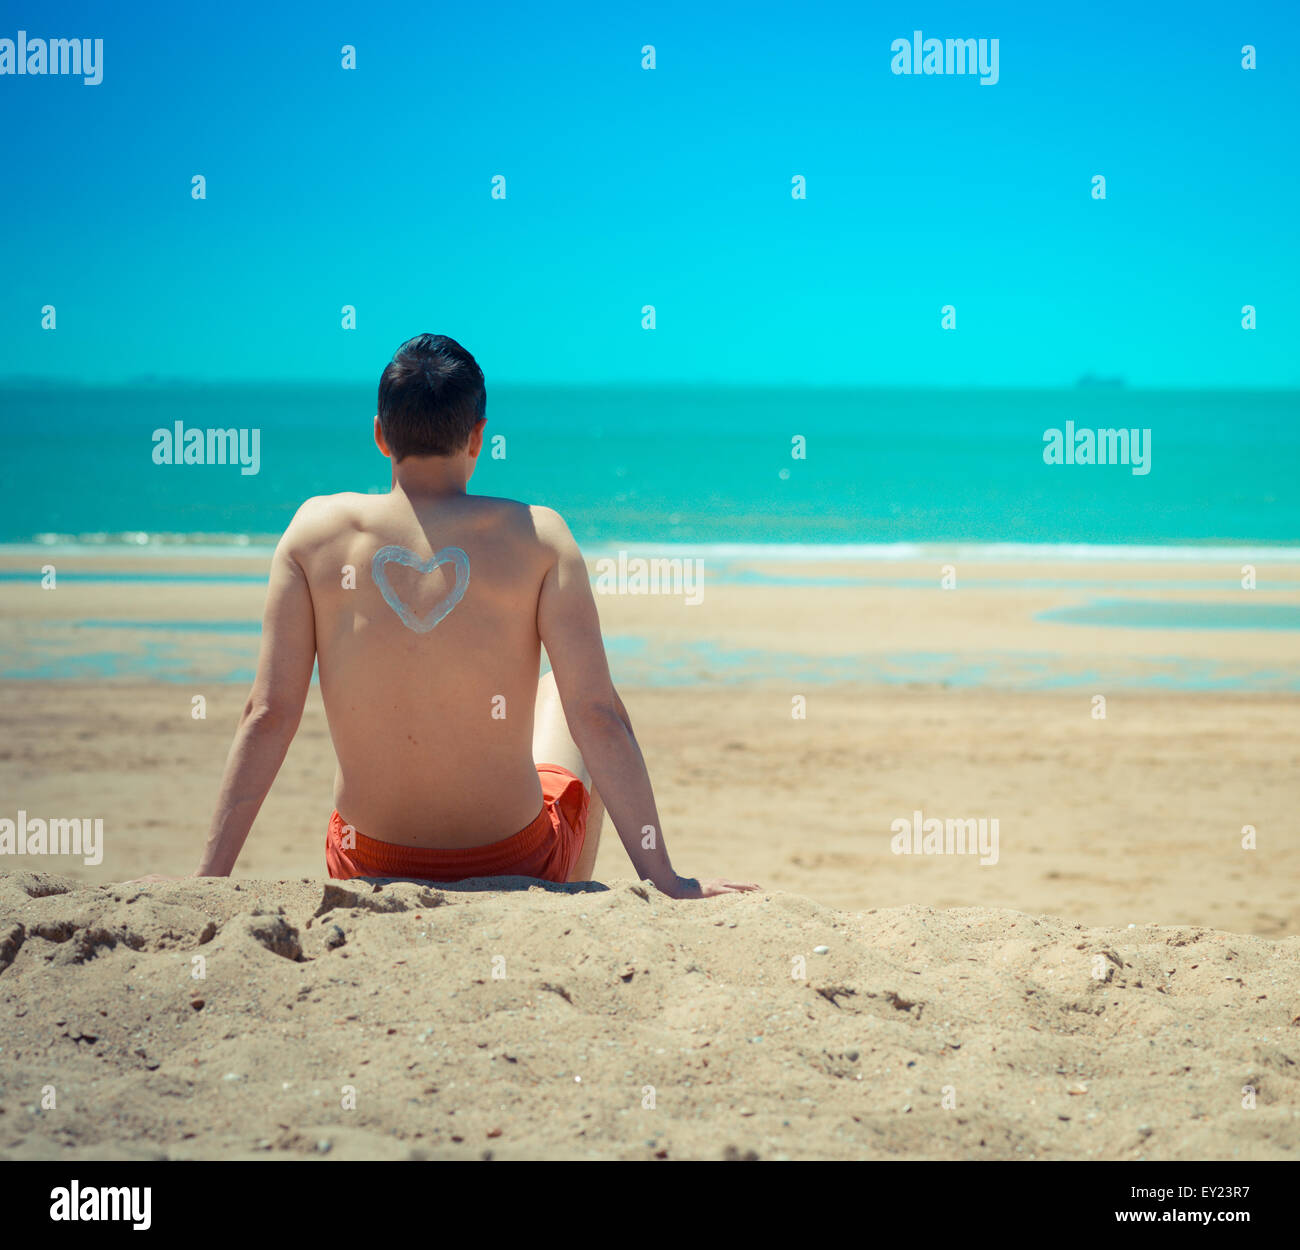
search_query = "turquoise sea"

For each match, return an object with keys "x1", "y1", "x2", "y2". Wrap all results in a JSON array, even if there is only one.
[
  {"x1": 2, "y1": 384, "x2": 1296, "y2": 689},
  {"x1": 1, "y1": 384, "x2": 1297, "y2": 550}
]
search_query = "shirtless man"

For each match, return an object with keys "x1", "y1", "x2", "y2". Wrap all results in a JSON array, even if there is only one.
[{"x1": 189, "y1": 334, "x2": 757, "y2": 899}]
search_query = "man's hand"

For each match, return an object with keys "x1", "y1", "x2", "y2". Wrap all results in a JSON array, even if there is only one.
[{"x1": 657, "y1": 874, "x2": 761, "y2": 900}]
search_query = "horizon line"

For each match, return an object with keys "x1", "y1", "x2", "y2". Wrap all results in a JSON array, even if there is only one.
[{"x1": 3, "y1": 377, "x2": 1299, "y2": 393}]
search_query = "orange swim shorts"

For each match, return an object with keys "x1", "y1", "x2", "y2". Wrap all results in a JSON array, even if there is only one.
[{"x1": 325, "y1": 763, "x2": 590, "y2": 884}]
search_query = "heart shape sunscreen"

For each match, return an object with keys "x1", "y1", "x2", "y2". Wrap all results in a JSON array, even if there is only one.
[{"x1": 371, "y1": 544, "x2": 470, "y2": 634}]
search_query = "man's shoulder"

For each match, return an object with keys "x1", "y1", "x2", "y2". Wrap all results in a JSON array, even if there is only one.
[
  {"x1": 523, "y1": 501, "x2": 575, "y2": 546},
  {"x1": 466, "y1": 497, "x2": 576, "y2": 548},
  {"x1": 278, "y1": 492, "x2": 370, "y2": 554},
  {"x1": 277, "y1": 492, "x2": 579, "y2": 561},
  {"x1": 290, "y1": 491, "x2": 370, "y2": 527}
]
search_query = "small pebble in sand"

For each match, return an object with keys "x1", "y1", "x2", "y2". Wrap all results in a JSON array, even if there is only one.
[{"x1": 813, "y1": 946, "x2": 829, "y2": 955}]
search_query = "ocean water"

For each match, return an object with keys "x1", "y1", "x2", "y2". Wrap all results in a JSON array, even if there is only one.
[
  {"x1": 3, "y1": 384, "x2": 1296, "y2": 690},
  {"x1": 1, "y1": 384, "x2": 1297, "y2": 550}
]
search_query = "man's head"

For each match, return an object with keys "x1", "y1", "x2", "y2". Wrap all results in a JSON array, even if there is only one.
[{"x1": 376, "y1": 334, "x2": 486, "y2": 460}]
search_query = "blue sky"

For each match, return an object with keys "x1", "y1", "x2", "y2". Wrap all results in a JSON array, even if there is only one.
[{"x1": 2, "y1": 0, "x2": 1297, "y2": 386}]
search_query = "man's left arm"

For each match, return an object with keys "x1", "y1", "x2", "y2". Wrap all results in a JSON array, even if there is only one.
[{"x1": 193, "y1": 531, "x2": 317, "y2": 876}]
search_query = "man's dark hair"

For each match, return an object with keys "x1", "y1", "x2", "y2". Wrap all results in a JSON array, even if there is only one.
[{"x1": 377, "y1": 334, "x2": 486, "y2": 459}]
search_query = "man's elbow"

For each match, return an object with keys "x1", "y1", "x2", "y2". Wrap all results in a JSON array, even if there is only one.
[
  {"x1": 567, "y1": 698, "x2": 629, "y2": 749},
  {"x1": 610, "y1": 686, "x2": 631, "y2": 724},
  {"x1": 239, "y1": 695, "x2": 301, "y2": 737}
]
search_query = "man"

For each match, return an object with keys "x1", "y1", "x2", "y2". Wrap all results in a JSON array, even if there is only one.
[{"x1": 190, "y1": 334, "x2": 757, "y2": 899}]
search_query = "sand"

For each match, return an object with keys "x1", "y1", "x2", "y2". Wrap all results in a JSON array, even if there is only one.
[
  {"x1": 1, "y1": 682, "x2": 1295, "y2": 935},
  {"x1": 1, "y1": 870, "x2": 1296, "y2": 1161},
  {"x1": 0, "y1": 550, "x2": 1296, "y2": 1159}
]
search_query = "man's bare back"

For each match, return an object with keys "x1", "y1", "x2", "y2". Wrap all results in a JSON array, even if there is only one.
[
  {"x1": 174, "y1": 334, "x2": 757, "y2": 899},
  {"x1": 290, "y1": 489, "x2": 568, "y2": 847}
]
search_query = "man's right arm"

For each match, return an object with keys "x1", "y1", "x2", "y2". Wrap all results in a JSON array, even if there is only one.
[{"x1": 533, "y1": 507, "x2": 757, "y2": 899}]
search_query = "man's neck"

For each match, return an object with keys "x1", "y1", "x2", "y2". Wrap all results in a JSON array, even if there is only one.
[{"x1": 390, "y1": 457, "x2": 470, "y2": 500}]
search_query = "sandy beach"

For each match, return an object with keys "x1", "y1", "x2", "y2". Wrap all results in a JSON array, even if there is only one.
[
  {"x1": 1, "y1": 550, "x2": 1297, "y2": 1159},
  {"x1": 2, "y1": 872, "x2": 1297, "y2": 1161}
]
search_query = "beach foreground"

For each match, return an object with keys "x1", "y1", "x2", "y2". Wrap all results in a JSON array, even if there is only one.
[
  {"x1": 2, "y1": 551, "x2": 1296, "y2": 1160},
  {"x1": 1, "y1": 871, "x2": 1296, "y2": 1161},
  {"x1": 2, "y1": 679, "x2": 1295, "y2": 935}
]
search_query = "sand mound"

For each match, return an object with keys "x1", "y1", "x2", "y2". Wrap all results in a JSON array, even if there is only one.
[{"x1": 1, "y1": 872, "x2": 1296, "y2": 1160}]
